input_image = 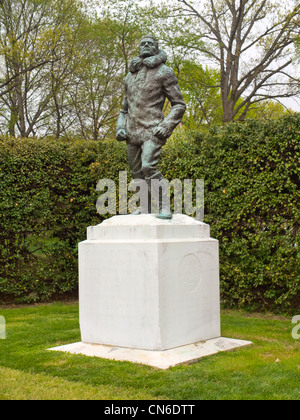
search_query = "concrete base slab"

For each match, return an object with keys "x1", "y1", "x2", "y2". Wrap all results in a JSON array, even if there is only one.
[{"x1": 48, "y1": 337, "x2": 253, "y2": 370}]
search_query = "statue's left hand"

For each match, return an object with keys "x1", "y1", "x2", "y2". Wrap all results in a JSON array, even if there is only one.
[{"x1": 153, "y1": 125, "x2": 170, "y2": 141}]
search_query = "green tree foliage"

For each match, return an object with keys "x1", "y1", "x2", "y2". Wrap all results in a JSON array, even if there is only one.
[
  {"x1": 0, "y1": 0, "x2": 144, "y2": 139},
  {"x1": 174, "y1": 60, "x2": 223, "y2": 129},
  {"x1": 295, "y1": 37, "x2": 300, "y2": 61},
  {"x1": 0, "y1": 0, "x2": 85, "y2": 137},
  {"x1": 0, "y1": 0, "x2": 298, "y2": 137},
  {"x1": 246, "y1": 100, "x2": 291, "y2": 121},
  {"x1": 67, "y1": 1, "x2": 144, "y2": 140}
]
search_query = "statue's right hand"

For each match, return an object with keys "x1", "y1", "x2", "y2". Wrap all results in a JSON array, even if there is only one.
[{"x1": 116, "y1": 129, "x2": 127, "y2": 142}]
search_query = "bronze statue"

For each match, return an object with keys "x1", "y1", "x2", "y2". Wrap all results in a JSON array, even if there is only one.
[{"x1": 116, "y1": 35, "x2": 186, "y2": 219}]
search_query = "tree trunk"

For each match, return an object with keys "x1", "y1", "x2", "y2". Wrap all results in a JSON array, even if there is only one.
[
  {"x1": 222, "y1": 99, "x2": 235, "y2": 123},
  {"x1": 14, "y1": 70, "x2": 26, "y2": 137},
  {"x1": 8, "y1": 91, "x2": 17, "y2": 137}
]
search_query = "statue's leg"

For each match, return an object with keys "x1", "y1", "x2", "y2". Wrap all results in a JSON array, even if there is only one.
[
  {"x1": 140, "y1": 139, "x2": 162, "y2": 180},
  {"x1": 127, "y1": 143, "x2": 149, "y2": 214},
  {"x1": 141, "y1": 140, "x2": 172, "y2": 219},
  {"x1": 127, "y1": 143, "x2": 144, "y2": 179}
]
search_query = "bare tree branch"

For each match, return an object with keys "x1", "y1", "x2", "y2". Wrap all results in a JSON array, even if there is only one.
[{"x1": 174, "y1": 0, "x2": 300, "y2": 122}]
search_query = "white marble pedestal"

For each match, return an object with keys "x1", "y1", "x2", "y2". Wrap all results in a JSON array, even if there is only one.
[
  {"x1": 49, "y1": 214, "x2": 253, "y2": 368},
  {"x1": 78, "y1": 214, "x2": 220, "y2": 351}
]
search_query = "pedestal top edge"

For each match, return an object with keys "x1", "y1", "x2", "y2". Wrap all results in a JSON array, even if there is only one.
[
  {"x1": 94, "y1": 214, "x2": 207, "y2": 227},
  {"x1": 86, "y1": 215, "x2": 210, "y2": 240}
]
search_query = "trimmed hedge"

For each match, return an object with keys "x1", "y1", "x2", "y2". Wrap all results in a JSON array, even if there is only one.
[
  {"x1": 0, "y1": 138, "x2": 128, "y2": 303},
  {"x1": 0, "y1": 114, "x2": 299, "y2": 312},
  {"x1": 181, "y1": 115, "x2": 300, "y2": 313}
]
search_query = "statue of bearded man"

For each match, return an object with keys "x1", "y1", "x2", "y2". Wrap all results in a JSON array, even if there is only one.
[{"x1": 116, "y1": 35, "x2": 186, "y2": 219}]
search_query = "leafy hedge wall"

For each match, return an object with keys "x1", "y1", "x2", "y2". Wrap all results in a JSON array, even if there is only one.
[
  {"x1": 162, "y1": 114, "x2": 299, "y2": 313},
  {"x1": 0, "y1": 139, "x2": 128, "y2": 303},
  {"x1": 0, "y1": 114, "x2": 299, "y2": 312},
  {"x1": 205, "y1": 117, "x2": 299, "y2": 313}
]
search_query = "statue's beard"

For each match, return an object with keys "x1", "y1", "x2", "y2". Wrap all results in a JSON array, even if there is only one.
[
  {"x1": 139, "y1": 48, "x2": 158, "y2": 59},
  {"x1": 129, "y1": 49, "x2": 168, "y2": 74}
]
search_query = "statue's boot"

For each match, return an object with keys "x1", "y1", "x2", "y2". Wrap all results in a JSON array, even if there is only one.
[
  {"x1": 129, "y1": 178, "x2": 150, "y2": 215},
  {"x1": 156, "y1": 196, "x2": 173, "y2": 220},
  {"x1": 147, "y1": 174, "x2": 172, "y2": 220}
]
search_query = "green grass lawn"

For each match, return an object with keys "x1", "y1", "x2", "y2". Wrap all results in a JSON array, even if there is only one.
[{"x1": 0, "y1": 302, "x2": 299, "y2": 400}]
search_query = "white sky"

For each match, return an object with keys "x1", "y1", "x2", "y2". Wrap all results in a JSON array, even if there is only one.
[{"x1": 280, "y1": 96, "x2": 300, "y2": 112}]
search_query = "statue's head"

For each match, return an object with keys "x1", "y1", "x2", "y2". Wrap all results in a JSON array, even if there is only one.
[{"x1": 139, "y1": 35, "x2": 159, "y2": 58}]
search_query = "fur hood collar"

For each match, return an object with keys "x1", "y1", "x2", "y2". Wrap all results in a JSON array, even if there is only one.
[{"x1": 129, "y1": 49, "x2": 167, "y2": 73}]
